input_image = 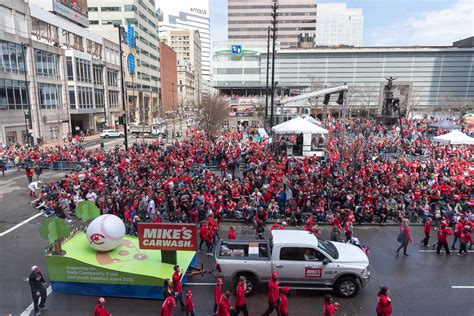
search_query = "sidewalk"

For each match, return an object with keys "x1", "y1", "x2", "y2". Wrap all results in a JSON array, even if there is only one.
[{"x1": 40, "y1": 134, "x2": 101, "y2": 149}]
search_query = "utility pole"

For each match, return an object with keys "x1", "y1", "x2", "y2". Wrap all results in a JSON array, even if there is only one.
[
  {"x1": 22, "y1": 43, "x2": 33, "y2": 146},
  {"x1": 269, "y1": 1, "x2": 278, "y2": 129},
  {"x1": 171, "y1": 82, "x2": 176, "y2": 139},
  {"x1": 265, "y1": 26, "x2": 270, "y2": 121},
  {"x1": 116, "y1": 24, "x2": 128, "y2": 150}
]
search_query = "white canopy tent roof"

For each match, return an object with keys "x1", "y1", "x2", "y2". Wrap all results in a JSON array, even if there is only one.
[
  {"x1": 304, "y1": 116, "x2": 322, "y2": 126},
  {"x1": 272, "y1": 117, "x2": 329, "y2": 134},
  {"x1": 433, "y1": 130, "x2": 474, "y2": 145}
]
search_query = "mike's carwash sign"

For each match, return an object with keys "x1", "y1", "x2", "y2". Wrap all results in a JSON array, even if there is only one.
[{"x1": 138, "y1": 223, "x2": 198, "y2": 251}]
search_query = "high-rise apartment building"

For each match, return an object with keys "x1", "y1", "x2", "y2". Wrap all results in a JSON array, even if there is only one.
[
  {"x1": 161, "y1": 29, "x2": 202, "y2": 105},
  {"x1": 156, "y1": 0, "x2": 210, "y2": 96},
  {"x1": 315, "y1": 3, "x2": 363, "y2": 47},
  {"x1": 87, "y1": 0, "x2": 161, "y2": 124},
  {"x1": 228, "y1": 0, "x2": 317, "y2": 49}
]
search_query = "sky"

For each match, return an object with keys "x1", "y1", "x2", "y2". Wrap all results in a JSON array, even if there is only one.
[{"x1": 209, "y1": 0, "x2": 474, "y2": 46}]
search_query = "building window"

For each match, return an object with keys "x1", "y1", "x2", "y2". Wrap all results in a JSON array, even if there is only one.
[
  {"x1": 75, "y1": 58, "x2": 92, "y2": 83},
  {"x1": 66, "y1": 57, "x2": 73, "y2": 80},
  {"x1": 124, "y1": 5, "x2": 136, "y2": 12},
  {"x1": 101, "y1": 7, "x2": 121, "y2": 12},
  {"x1": 93, "y1": 64, "x2": 103, "y2": 85},
  {"x1": 77, "y1": 86, "x2": 94, "y2": 109},
  {"x1": 34, "y1": 50, "x2": 60, "y2": 78},
  {"x1": 88, "y1": 7, "x2": 98, "y2": 12},
  {"x1": 102, "y1": 20, "x2": 122, "y2": 25},
  {"x1": 95, "y1": 89, "x2": 104, "y2": 108},
  {"x1": 6, "y1": 131, "x2": 17, "y2": 144},
  {"x1": 37, "y1": 83, "x2": 61, "y2": 109},
  {"x1": 0, "y1": 79, "x2": 28, "y2": 110},
  {"x1": 68, "y1": 87, "x2": 75, "y2": 109},
  {"x1": 89, "y1": 20, "x2": 99, "y2": 25},
  {"x1": 108, "y1": 90, "x2": 119, "y2": 108},
  {"x1": 0, "y1": 41, "x2": 25, "y2": 73},
  {"x1": 107, "y1": 70, "x2": 119, "y2": 87}
]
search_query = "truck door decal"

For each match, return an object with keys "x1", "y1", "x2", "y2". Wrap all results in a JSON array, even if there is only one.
[{"x1": 304, "y1": 267, "x2": 322, "y2": 278}]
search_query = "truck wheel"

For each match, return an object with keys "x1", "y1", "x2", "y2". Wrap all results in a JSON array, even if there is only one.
[
  {"x1": 334, "y1": 276, "x2": 360, "y2": 298},
  {"x1": 235, "y1": 274, "x2": 257, "y2": 296},
  {"x1": 104, "y1": 135, "x2": 109, "y2": 139}
]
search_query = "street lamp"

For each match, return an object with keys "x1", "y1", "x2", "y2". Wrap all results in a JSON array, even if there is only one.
[{"x1": 171, "y1": 82, "x2": 176, "y2": 139}]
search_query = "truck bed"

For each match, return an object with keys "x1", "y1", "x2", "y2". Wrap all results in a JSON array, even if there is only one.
[{"x1": 216, "y1": 240, "x2": 270, "y2": 260}]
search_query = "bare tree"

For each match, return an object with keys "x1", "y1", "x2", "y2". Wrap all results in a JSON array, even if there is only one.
[
  {"x1": 409, "y1": 86, "x2": 423, "y2": 117},
  {"x1": 358, "y1": 83, "x2": 377, "y2": 116},
  {"x1": 198, "y1": 95, "x2": 229, "y2": 137}
]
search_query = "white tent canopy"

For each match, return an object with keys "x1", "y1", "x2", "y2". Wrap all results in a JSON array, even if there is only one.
[
  {"x1": 304, "y1": 116, "x2": 322, "y2": 126},
  {"x1": 272, "y1": 117, "x2": 328, "y2": 134},
  {"x1": 433, "y1": 130, "x2": 474, "y2": 145}
]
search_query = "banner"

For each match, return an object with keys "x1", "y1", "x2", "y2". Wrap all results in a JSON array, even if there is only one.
[{"x1": 138, "y1": 223, "x2": 198, "y2": 251}]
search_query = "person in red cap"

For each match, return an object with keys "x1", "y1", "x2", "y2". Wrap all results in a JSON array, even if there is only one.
[
  {"x1": 214, "y1": 278, "x2": 224, "y2": 315},
  {"x1": 234, "y1": 276, "x2": 249, "y2": 316},
  {"x1": 323, "y1": 294, "x2": 340, "y2": 316},
  {"x1": 375, "y1": 286, "x2": 392, "y2": 316},
  {"x1": 458, "y1": 225, "x2": 473, "y2": 256},
  {"x1": 262, "y1": 272, "x2": 279, "y2": 316},
  {"x1": 172, "y1": 265, "x2": 185, "y2": 310},
  {"x1": 185, "y1": 289, "x2": 195, "y2": 316},
  {"x1": 160, "y1": 296, "x2": 176, "y2": 316},
  {"x1": 436, "y1": 222, "x2": 452, "y2": 255},
  {"x1": 218, "y1": 290, "x2": 233, "y2": 316},
  {"x1": 278, "y1": 286, "x2": 290, "y2": 316},
  {"x1": 228, "y1": 226, "x2": 236, "y2": 240},
  {"x1": 94, "y1": 297, "x2": 111, "y2": 316}
]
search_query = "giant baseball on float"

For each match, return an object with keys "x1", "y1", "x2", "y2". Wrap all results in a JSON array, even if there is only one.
[{"x1": 86, "y1": 214, "x2": 125, "y2": 251}]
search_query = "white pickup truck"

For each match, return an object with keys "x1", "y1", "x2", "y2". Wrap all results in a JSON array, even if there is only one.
[{"x1": 215, "y1": 230, "x2": 370, "y2": 298}]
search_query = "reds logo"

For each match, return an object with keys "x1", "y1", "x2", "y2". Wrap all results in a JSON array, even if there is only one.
[{"x1": 90, "y1": 233, "x2": 106, "y2": 245}]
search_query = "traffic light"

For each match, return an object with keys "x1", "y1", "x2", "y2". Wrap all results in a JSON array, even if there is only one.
[
  {"x1": 323, "y1": 94, "x2": 330, "y2": 105},
  {"x1": 336, "y1": 91, "x2": 344, "y2": 105},
  {"x1": 119, "y1": 115, "x2": 125, "y2": 125}
]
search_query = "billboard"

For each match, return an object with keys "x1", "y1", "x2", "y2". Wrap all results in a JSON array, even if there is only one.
[
  {"x1": 138, "y1": 223, "x2": 198, "y2": 251},
  {"x1": 53, "y1": 0, "x2": 89, "y2": 27}
]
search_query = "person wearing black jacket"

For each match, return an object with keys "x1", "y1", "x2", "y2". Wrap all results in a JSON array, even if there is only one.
[{"x1": 29, "y1": 265, "x2": 47, "y2": 314}]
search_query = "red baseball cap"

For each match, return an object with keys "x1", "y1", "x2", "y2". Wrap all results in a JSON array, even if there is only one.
[
  {"x1": 281, "y1": 286, "x2": 290, "y2": 293},
  {"x1": 271, "y1": 272, "x2": 279, "y2": 280},
  {"x1": 217, "y1": 278, "x2": 224, "y2": 285}
]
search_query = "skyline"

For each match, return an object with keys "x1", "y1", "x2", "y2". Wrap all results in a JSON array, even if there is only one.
[{"x1": 210, "y1": 0, "x2": 474, "y2": 46}]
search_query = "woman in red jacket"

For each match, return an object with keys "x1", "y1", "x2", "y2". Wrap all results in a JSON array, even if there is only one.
[
  {"x1": 278, "y1": 286, "x2": 290, "y2": 316},
  {"x1": 376, "y1": 286, "x2": 392, "y2": 316},
  {"x1": 396, "y1": 219, "x2": 413, "y2": 257}
]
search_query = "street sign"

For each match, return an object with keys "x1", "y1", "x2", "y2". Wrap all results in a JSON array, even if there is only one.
[{"x1": 231, "y1": 44, "x2": 242, "y2": 55}]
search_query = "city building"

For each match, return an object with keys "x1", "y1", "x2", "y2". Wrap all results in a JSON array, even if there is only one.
[
  {"x1": 159, "y1": 41, "x2": 177, "y2": 114},
  {"x1": 87, "y1": 0, "x2": 161, "y2": 124},
  {"x1": 227, "y1": 0, "x2": 317, "y2": 49},
  {"x1": 213, "y1": 40, "x2": 474, "y2": 116},
  {"x1": 176, "y1": 60, "x2": 196, "y2": 111},
  {"x1": 161, "y1": 29, "x2": 202, "y2": 105},
  {"x1": 315, "y1": 3, "x2": 363, "y2": 47},
  {"x1": 0, "y1": 1, "x2": 123, "y2": 146},
  {"x1": 156, "y1": 0, "x2": 210, "y2": 96}
]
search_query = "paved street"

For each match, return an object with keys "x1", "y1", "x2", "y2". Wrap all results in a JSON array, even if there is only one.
[{"x1": 0, "y1": 169, "x2": 473, "y2": 316}]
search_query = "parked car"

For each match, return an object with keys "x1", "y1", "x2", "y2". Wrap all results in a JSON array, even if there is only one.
[
  {"x1": 99, "y1": 129, "x2": 124, "y2": 139},
  {"x1": 215, "y1": 230, "x2": 370, "y2": 298}
]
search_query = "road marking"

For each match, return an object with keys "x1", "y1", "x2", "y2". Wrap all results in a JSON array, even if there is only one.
[
  {"x1": 418, "y1": 250, "x2": 473, "y2": 253},
  {"x1": 20, "y1": 285, "x2": 52, "y2": 316},
  {"x1": 185, "y1": 282, "x2": 216, "y2": 286},
  {"x1": 451, "y1": 286, "x2": 474, "y2": 289},
  {"x1": 0, "y1": 212, "x2": 43, "y2": 237}
]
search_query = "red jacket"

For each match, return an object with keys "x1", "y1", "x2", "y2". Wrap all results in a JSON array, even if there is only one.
[
  {"x1": 460, "y1": 231, "x2": 473, "y2": 244},
  {"x1": 172, "y1": 271, "x2": 183, "y2": 293},
  {"x1": 217, "y1": 294, "x2": 231, "y2": 316},
  {"x1": 228, "y1": 229, "x2": 236, "y2": 240},
  {"x1": 267, "y1": 280, "x2": 279, "y2": 304},
  {"x1": 214, "y1": 285, "x2": 222, "y2": 304},
  {"x1": 376, "y1": 294, "x2": 392, "y2": 316},
  {"x1": 278, "y1": 293, "x2": 288, "y2": 315},
  {"x1": 185, "y1": 295, "x2": 194, "y2": 312},
  {"x1": 424, "y1": 221, "x2": 431, "y2": 234},
  {"x1": 235, "y1": 282, "x2": 246, "y2": 307},
  {"x1": 437, "y1": 228, "x2": 452, "y2": 243},
  {"x1": 453, "y1": 222, "x2": 463, "y2": 237},
  {"x1": 324, "y1": 302, "x2": 337, "y2": 316},
  {"x1": 400, "y1": 226, "x2": 412, "y2": 242},
  {"x1": 94, "y1": 305, "x2": 111, "y2": 316},
  {"x1": 199, "y1": 225, "x2": 208, "y2": 240},
  {"x1": 160, "y1": 296, "x2": 176, "y2": 316}
]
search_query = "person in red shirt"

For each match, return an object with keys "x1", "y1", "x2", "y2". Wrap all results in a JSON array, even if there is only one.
[
  {"x1": 218, "y1": 290, "x2": 232, "y2": 316},
  {"x1": 278, "y1": 286, "x2": 290, "y2": 316},
  {"x1": 228, "y1": 226, "x2": 236, "y2": 240},
  {"x1": 376, "y1": 286, "x2": 392, "y2": 316},
  {"x1": 199, "y1": 222, "x2": 208, "y2": 252},
  {"x1": 172, "y1": 265, "x2": 185, "y2": 310},
  {"x1": 395, "y1": 219, "x2": 413, "y2": 257},
  {"x1": 185, "y1": 289, "x2": 195, "y2": 316},
  {"x1": 160, "y1": 296, "x2": 176, "y2": 316},
  {"x1": 214, "y1": 278, "x2": 223, "y2": 315},
  {"x1": 451, "y1": 219, "x2": 464, "y2": 250},
  {"x1": 458, "y1": 226, "x2": 473, "y2": 256},
  {"x1": 94, "y1": 297, "x2": 111, "y2": 316},
  {"x1": 234, "y1": 276, "x2": 249, "y2": 316},
  {"x1": 323, "y1": 294, "x2": 340, "y2": 316},
  {"x1": 262, "y1": 272, "x2": 279, "y2": 316},
  {"x1": 421, "y1": 217, "x2": 432, "y2": 247},
  {"x1": 436, "y1": 223, "x2": 452, "y2": 255}
]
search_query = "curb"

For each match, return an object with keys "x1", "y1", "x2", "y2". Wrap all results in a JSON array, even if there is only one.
[{"x1": 218, "y1": 219, "x2": 424, "y2": 226}]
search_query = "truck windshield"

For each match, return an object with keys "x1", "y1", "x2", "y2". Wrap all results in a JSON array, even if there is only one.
[{"x1": 317, "y1": 240, "x2": 339, "y2": 259}]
